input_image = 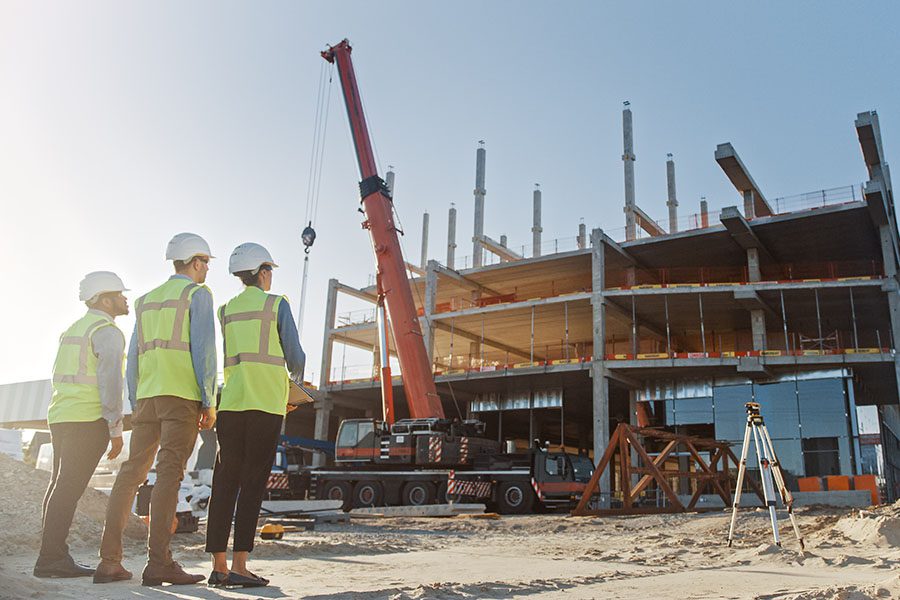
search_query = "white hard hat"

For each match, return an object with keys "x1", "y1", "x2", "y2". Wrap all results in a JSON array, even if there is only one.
[
  {"x1": 79, "y1": 271, "x2": 129, "y2": 302},
  {"x1": 229, "y1": 242, "x2": 279, "y2": 275},
  {"x1": 165, "y1": 233, "x2": 214, "y2": 262}
]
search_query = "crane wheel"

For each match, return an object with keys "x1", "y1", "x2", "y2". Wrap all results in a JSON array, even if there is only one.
[
  {"x1": 496, "y1": 481, "x2": 535, "y2": 514},
  {"x1": 320, "y1": 481, "x2": 353, "y2": 511},
  {"x1": 401, "y1": 481, "x2": 436, "y2": 506},
  {"x1": 352, "y1": 480, "x2": 384, "y2": 508}
]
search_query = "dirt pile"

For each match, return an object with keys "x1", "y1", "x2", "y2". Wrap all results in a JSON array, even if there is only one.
[
  {"x1": 0, "y1": 452, "x2": 145, "y2": 556},
  {"x1": 831, "y1": 500, "x2": 900, "y2": 548}
]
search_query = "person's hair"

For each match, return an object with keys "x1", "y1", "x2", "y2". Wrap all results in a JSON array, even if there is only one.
[
  {"x1": 86, "y1": 291, "x2": 116, "y2": 309},
  {"x1": 173, "y1": 256, "x2": 206, "y2": 273},
  {"x1": 236, "y1": 270, "x2": 261, "y2": 287}
]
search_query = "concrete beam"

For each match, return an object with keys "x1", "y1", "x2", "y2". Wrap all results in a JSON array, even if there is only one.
[
  {"x1": 430, "y1": 292, "x2": 590, "y2": 321},
  {"x1": 432, "y1": 263, "x2": 503, "y2": 297},
  {"x1": 855, "y1": 111, "x2": 885, "y2": 174},
  {"x1": 733, "y1": 289, "x2": 779, "y2": 321},
  {"x1": 864, "y1": 180, "x2": 889, "y2": 226},
  {"x1": 334, "y1": 282, "x2": 378, "y2": 304},
  {"x1": 719, "y1": 206, "x2": 775, "y2": 262},
  {"x1": 432, "y1": 320, "x2": 543, "y2": 362},
  {"x1": 603, "y1": 367, "x2": 642, "y2": 390},
  {"x1": 634, "y1": 205, "x2": 666, "y2": 237},
  {"x1": 405, "y1": 262, "x2": 426, "y2": 277},
  {"x1": 332, "y1": 333, "x2": 397, "y2": 358},
  {"x1": 600, "y1": 232, "x2": 636, "y2": 266},
  {"x1": 477, "y1": 234, "x2": 523, "y2": 262},
  {"x1": 605, "y1": 298, "x2": 669, "y2": 342},
  {"x1": 715, "y1": 143, "x2": 774, "y2": 217}
]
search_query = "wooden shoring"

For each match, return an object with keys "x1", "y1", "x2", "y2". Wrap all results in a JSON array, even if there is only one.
[{"x1": 572, "y1": 424, "x2": 764, "y2": 517}]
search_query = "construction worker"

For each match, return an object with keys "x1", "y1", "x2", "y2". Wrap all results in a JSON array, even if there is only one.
[
  {"x1": 205, "y1": 243, "x2": 305, "y2": 588},
  {"x1": 34, "y1": 272, "x2": 129, "y2": 578},
  {"x1": 94, "y1": 233, "x2": 217, "y2": 587}
]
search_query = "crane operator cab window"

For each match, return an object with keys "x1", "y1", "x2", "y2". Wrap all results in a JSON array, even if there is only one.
[{"x1": 336, "y1": 419, "x2": 379, "y2": 458}]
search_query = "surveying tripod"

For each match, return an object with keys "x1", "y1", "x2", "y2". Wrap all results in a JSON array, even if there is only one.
[{"x1": 726, "y1": 402, "x2": 805, "y2": 550}]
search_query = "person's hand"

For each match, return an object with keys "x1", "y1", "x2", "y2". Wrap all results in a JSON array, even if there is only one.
[
  {"x1": 107, "y1": 436, "x2": 124, "y2": 460},
  {"x1": 199, "y1": 407, "x2": 217, "y2": 430}
]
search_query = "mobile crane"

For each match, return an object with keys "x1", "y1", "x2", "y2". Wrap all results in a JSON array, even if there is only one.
[{"x1": 305, "y1": 40, "x2": 593, "y2": 513}]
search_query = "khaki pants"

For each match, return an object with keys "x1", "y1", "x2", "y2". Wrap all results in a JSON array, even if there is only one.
[{"x1": 100, "y1": 396, "x2": 199, "y2": 567}]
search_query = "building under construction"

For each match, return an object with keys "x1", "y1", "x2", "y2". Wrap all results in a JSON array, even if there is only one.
[{"x1": 298, "y1": 108, "x2": 900, "y2": 503}]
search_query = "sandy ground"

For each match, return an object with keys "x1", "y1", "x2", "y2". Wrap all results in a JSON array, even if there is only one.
[
  {"x1": 1, "y1": 506, "x2": 898, "y2": 599},
  {"x1": 2, "y1": 453, "x2": 899, "y2": 599}
]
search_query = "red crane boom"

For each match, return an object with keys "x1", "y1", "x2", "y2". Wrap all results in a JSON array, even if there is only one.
[{"x1": 322, "y1": 39, "x2": 444, "y2": 420}]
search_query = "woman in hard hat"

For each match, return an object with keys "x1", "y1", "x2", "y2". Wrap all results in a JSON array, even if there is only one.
[
  {"x1": 35, "y1": 272, "x2": 128, "y2": 578},
  {"x1": 205, "y1": 243, "x2": 305, "y2": 588}
]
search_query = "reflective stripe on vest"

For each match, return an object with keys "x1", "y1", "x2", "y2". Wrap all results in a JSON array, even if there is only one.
[
  {"x1": 135, "y1": 278, "x2": 205, "y2": 402},
  {"x1": 49, "y1": 313, "x2": 115, "y2": 424},
  {"x1": 219, "y1": 288, "x2": 288, "y2": 416}
]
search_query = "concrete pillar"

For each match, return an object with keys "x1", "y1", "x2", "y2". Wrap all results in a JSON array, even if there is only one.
[
  {"x1": 622, "y1": 102, "x2": 637, "y2": 241},
  {"x1": 743, "y1": 189, "x2": 755, "y2": 219},
  {"x1": 879, "y1": 225, "x2": 900, "y2": 396},
  {"x1": 447, "y1": 205, "x2": 457, "y2": 269},
  {"x1": 500, "y1": 234, "x2": 507, "y2": 247},
  {"x1": 420, "y1": 212, "x2": 430, "y2": 269},
  {"x1": 424, "y1": 260, "x2": 438, "y2": 363},
  {"x1": 700, "y1": 198, "x2": 709, "y2": 228},
  {"x1": 473, "y1": 142, "x2": 486, "y2": 268},
  {"x1": 751, "y1": 310, "x2": 767, "y2": 351},
  {"x1": 747, "y1": 247, "x2": 761, "y2": 283},
  {"x1": 590, "y1": 228, "x2": 610, "y2": 505},
  {"x1": 312, "y1": 397, "x2": 333, "y2": 467},
  {"x1": 319, "y1": 278, "x2": 339, "y2": 390},
  {"x1": 532, "y1": 184, "x2": 543, "y2": 257},
  {"x1": 577, "y1": 222, "x2": 586, "y2": 249},
  {"x1": 385, "y1": 168, "x2": 395, "y2": 196},
  {"x1": 666, "y1": 153, "x2": 678, "y2": 233}
]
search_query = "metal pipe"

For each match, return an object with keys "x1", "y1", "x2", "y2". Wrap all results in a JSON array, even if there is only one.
[
  {"x1": 297, "y1": 255, "x2": 310, "y2": 336},
  {"x1": 849, "y1": 288, "x2": 859, "y2": 349},
  {"x1": 814, "y1": 289, "x2": 824, "y2": 352},
  {"x1": 699, "y1": 294, "x2": 707, "y2": 354},
  {"x1": 631, "y1": 295, "x2": 638, "y2": 355},
  {"x1": 664, "y1": 294, "x2": 671, "y2": 355},
  {"x1": 780, "y1": 290, "x2": 789, "y2": 352},
  {"x1": 564, "y1": 302, "x2": 570, "y2": 360}
]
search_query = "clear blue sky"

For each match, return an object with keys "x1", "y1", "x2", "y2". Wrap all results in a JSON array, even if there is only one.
[{"x1": 1, "y1": 1, "x2": 898, "y2": 385}]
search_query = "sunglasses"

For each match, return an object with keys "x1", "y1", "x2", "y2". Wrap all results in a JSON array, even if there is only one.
[{"x1": 259, "y1": 264, "x2": 273, "y2": 272}]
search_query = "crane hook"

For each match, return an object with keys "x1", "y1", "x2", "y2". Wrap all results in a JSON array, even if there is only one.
[{"x1": 301, "y1": 222, "x2": 317, "y2": 254}]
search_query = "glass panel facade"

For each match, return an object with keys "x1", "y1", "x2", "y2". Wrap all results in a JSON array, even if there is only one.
[
  {"x1": 673, "y1": 397, "x2": 714, "y2": 425},
  {"x1": 713, "y1": 384, "x2": 753, "y2": 441},
  {"x1": 752, "y1": 382, "x2": 801, "y2": 439}
]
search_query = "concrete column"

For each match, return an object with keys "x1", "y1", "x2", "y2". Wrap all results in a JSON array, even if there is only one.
[
  {"x1": 532, "y1": 184, "x2": 543, "y2": 257},
  {"x1": 751, "y1": 310, "x2": 767, "y2": 351},
  {"x1": 473, "y1": 142, "x2": 486, "y2": 268},
  {"x1": 424, "y1": 260, "x2": 438, "y2": 363},
  {"x1": 590, "y1": 228, "x2": 610, "y2": 505},
  {"x1": 622, "y1": 103, "x2": 636, "y2": 241},
  {"x1": 700, "y1": 198, "x2": 709, "y2": 228},
  {"x1": 319, "y1": 278, "x2": 339, "y2": 390},
  {"x1": 743, "y1": 189, "x2": 755, "y2": 219},
  {"x1": 666, "y1": 153, "x2": 678, "y2": 233},
  {"x1": 447, "y1": 205, "x2": 457, "y2": 269},
  {"x1": 385, "y1": 168, "x2": 395, "y2": 196},
  {"x1": 747, "y1": 247, "x2": 761, "y2": 283},
  {"x1": 879, "y1": 225, "x2": 900, "y2": 396},
  {"x1": 577, "y1": 222, "x2": 586, "y2": 249},
  {"x1": 420, "y1": 212, "x2": 430, "y2": 269},
  {"x1": 500, "y1": 234, "x2": 507, "y2": 247},
  {"x1": 312, "y1": 397, "x2": 333, "y2": 467}
]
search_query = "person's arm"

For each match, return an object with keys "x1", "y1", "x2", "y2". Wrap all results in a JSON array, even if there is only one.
[
  {"x1": 125, "y1": 322, "x2": 139, "y2": 411},
  {"x1": 189, "y1": 287, "x2": 217, "y2": 410},
  {"x1": 276, "y1": 299, "x2": 306, "y2": 385},
  {"x1": 93, "y1": 326, "x2": 125, "y2": 438}
]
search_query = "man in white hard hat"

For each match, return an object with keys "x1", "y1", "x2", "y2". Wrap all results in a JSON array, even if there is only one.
[
  {"x1": 34, "y1": 272, "x2": 128, "y2": 578},
  {"x1": 95, "y1": 233, "x2": 216, "y2": 587},
  {"x1": 205, "y1": 243, "x2": 305, "y2": 588}
]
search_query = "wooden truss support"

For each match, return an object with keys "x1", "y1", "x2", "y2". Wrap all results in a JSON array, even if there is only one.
[{"x1": 572, "y1": 424, "x2": 764, "y2": 516}]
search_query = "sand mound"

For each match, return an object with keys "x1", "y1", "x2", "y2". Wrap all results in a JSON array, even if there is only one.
[
  {"x1": 765, "y1": 573, "x2": 900, "y2": 600},
  {"x1": 831, "y1": 502, "x2": 900, "y2": 548},
  {"x1": 0, "y1": 453, "x2": 146, "y2": 556}
]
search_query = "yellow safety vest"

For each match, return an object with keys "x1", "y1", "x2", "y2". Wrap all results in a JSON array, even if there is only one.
[
  {"x1": 135, "y1": 277, "x2": 207, "y2": 402},
  {"x1": 219, "y1": 286, "x2": 288, "y2": 416},
  {"x1": 49, "y1": 312, "x2": 118, "y2": 424}
]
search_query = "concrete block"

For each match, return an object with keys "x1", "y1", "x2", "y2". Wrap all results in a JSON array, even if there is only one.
[{"x1": 350, "y1": 503, "x2": 486, "y2": 517}]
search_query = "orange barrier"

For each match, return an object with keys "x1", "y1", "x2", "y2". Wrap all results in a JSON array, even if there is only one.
[
  {"x1": 825, "y1": 475, "x2": 851, "y2": 491},
  {"x1": 852, "y1": 474, "x2": 880, "y2": 505},
  {"x1": 797, "y1": 477, "x2": 822, "y2": 492}
]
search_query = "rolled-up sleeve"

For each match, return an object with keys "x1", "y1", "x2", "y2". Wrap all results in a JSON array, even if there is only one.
[
  {"x1": 277, "y1": 299, "x2": 306, "y2": 385},
  {"x1": 189, "y1": 287, "x2": 217, "y2": 408},
  {"x1": 93, "y1": 326, "x2": 125, "y2": 437},
  {"x1": 125, "y1": 323, "x2": 139, "y2": 411}
]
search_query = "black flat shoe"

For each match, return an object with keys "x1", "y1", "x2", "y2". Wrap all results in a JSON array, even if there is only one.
[
  {"x1": 225, "y1": 571, "x2": 269, "y2": 588},
  {"x1": 207, "y1": 571, "x2": 229, "y2": 587}
]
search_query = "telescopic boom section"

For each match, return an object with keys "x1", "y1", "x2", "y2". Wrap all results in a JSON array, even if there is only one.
[{"x1": 322, "y1": 39, "x2": 444, "y2": 419}]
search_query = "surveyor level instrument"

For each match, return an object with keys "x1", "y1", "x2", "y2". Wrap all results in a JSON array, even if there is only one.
[{"x1": 726, "y1": 402, "x2": 805, "y2": 550}]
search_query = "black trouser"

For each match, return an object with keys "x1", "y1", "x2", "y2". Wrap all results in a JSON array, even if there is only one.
[
  {"x1": 39, "y1": 419, "x2": 109, "y2": 563},
  {"x1": 205, "y1": 410, "x2": 283, "y2": 553}
]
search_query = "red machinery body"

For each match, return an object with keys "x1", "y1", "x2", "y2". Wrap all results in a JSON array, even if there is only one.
[{"x1": 322, "y1": 39, "x2": 444, "y2": 420}]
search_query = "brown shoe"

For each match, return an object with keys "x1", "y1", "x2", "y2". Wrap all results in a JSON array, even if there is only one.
[
  {"x1": 141, "y1": 561, "x2": 204, "y2": 586},
  {"x1": 93, "y1": 561, "x2": 133, "y2": 584}
]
